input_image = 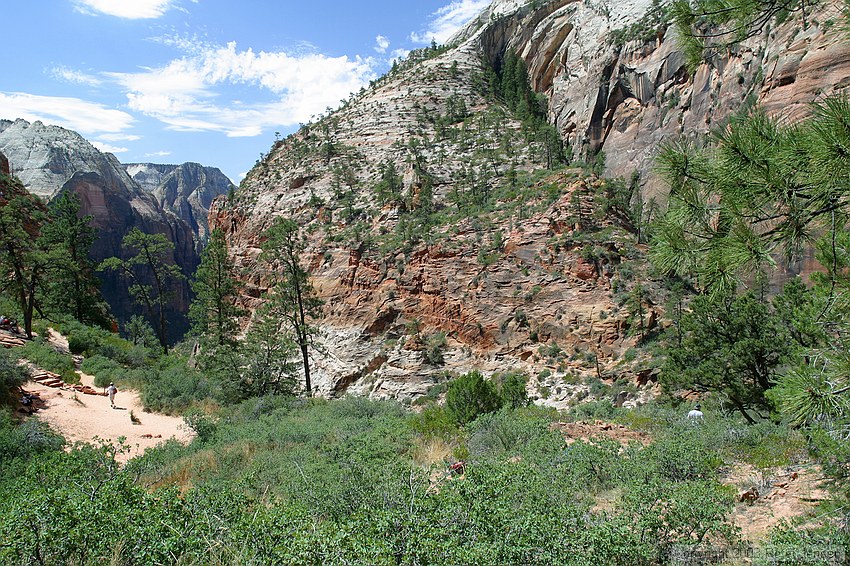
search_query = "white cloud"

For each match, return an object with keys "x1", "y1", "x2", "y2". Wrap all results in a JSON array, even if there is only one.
[
  {"x1": 91, "y1": 141, "x2": 129, "y2": 153},
  {"x1": 72, "y1": 0, "x2": 175, "y2": 19},
  {"x1": 374, "y1": 35, "x2": 390, "y2": 54},
  {"x1": 98, "y1": 133, "x2": 141, "y2": 142},
  {"x1": 51, "y1": 66, "x2": 101, "y2": 87},
  {"x1": 411, "y1": 0, "x2": 490, "y2": 44},
  {"x1": 108, "y1": 41, "x2": 377, "y2": 136},
  {"x1": 145, "y1": 150, "x2": 172, "y2": 157},
  {"x1": 0, "y1": 92, "x2": 135, "y2": 135},
  {"x1": 391, "y1": 48, "x2": 410, "y2": 62}
]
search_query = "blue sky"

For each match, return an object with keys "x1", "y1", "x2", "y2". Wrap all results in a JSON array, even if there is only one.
[{"x1": 2, "y1": 0, "x2": 491, "y2": 182}]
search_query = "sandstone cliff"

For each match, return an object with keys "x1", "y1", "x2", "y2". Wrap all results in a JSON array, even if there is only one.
[
  {"x1": 214, "y1": 0, "x2": 847, "y2": 403},
  {"x1": 0, "y1": 119, "x2": 198, "y2": 338},
  {"x1": 125, "y1": 162, "x2": 235, "y2": 252},
  {"x1": 448, "y1": 0, "x2": 850, "y2": 189}
]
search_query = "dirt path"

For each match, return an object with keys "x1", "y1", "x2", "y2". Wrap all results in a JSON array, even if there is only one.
[{"x1": 23, "y1": 371, "x2": 193, "y2": 463}]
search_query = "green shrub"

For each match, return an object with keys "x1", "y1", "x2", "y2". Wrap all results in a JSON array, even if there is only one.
[
  {"x1": 409, "y1": 404, "x2": 459, "y2": 439},
  {"x1": 423, "y1": 332, "x2": 447, "y2": 365},
  {"x1": 183, "y1": 409, "x2": 218, "y2": 443},
  {"x1": 16, "y1": 339, "x2": 78, "y2": 384},
  {"x1": 617, "y1": 478, "x2": 737, "y2": 560},
  {"x1": 559, "y1": 438, "x2": 625, "y2": 492},
  {"x1": 467, "y1": 406, "x2": 562, "y2": 462},
  {"x1": 637, "y1": 427, "x2": 724, "y2": 482},
  {"x1": 140, "y1": 358, "x2": 212, "y2": 414},
  {"x1": 412, "y1": 380, "x2": 449, "y2": 406},
  {"x1": 60, "y1": 319, "x2": 153, "y2": 367},
  {"x1": 569, "y1": 399, "x2": 615, "y2": 420},
  {"x1": 493, "y1": 371, "x2": 529, "y2": 408},
  {"x1": 808, "y1": 425, "x2": 850, "y2": 481},
  {"x1": 81, "y1": 355, "x2": 126, "y2": 388},
  {"x1": 66, "y1": 334, "x2": 89, "y2": 355},
  {"x1": 445, "y1": 370, "x2": 502, "y2": 425},
  {"x1": 0, "y1": 410, "x2": 63, "y2": 472},
  {"x1": 0, "y1": 350, "x2": 28, "y2": 404}
]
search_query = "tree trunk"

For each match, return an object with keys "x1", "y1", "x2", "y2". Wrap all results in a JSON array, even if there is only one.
[
  {"x1": 729, "y1": 396, "x2": 756, "y2": 424},
  {"x1": 301, "y1": 340, "x2": 311, "y2": 397}
]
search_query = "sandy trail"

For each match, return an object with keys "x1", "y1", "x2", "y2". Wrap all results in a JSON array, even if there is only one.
[{"x1": 23, "y1": 371, "x2": 193, "y2": 463}]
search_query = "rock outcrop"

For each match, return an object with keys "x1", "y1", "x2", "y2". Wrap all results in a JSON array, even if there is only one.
[
  {"x1": 458, "y1": 0, "x2": 850, "y2": 192},
  {"x1": 218, "y1": 0, "x2": 846, "y2": 402},
  {"x1": 0, "y1": 120, "x2": 198, "y2": 338},
  {"x1": 125, "y1": 162, "x2": 235, "y2": 252}
]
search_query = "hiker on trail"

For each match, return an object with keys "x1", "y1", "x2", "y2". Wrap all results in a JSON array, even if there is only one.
[
  {"x1": 687, "y1": 404, "x2": 704, "y2": 421},
  {"x1": 106, "y1": 383, "x2": 118, "y2": 408}
]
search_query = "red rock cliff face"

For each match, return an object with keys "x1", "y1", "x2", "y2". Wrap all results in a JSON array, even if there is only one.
[
  {"x1": 455, "y1": 0, "x2": 850, "y2": 193},
  {"x1": 213, "y1": 172, "x2": 648, "y2": 406},
  {"x1": 216, "y1": 1, "x2": 847, "y2": 402},
  {"x1": 0, "y1": 120, "x2": 199, "y2": 340}
]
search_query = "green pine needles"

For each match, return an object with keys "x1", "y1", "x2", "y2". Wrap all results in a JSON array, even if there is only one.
[
  {"x1": 671, "y1": 0, "x2": 823, "y2": 72},
  {"x1": 651, "y1": 96, "x2": 850, "y2": 298},
  {"x1": 653, "y1": 96, "x2": 850, "y2": 428}
]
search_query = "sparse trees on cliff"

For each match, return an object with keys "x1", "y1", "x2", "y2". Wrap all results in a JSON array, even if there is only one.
[
  {"x1": 259, "y1": 218, "x2": 324, "y2": 396},
  {"x1": 101, "y1": 229, "x2": 185, "y2": 354},
  {"x1": 375, "y1": 161, "x2": 404, "y2": 206}
]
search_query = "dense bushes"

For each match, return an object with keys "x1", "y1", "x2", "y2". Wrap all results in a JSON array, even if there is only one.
[
  {"x1": 139, "y1": 356, "x2": 214, "y2": 414},
  {"x1": 0, "y1": 349, "x2": 28, "y2": 405},
  {"x1": 0, "y1": 397, "x2": 779, "y2": 564},
  {"x1": 445, "y1": 370, "x2": 502, "y2": 424},
  {"x1": 444, "y1": 370, "x2": 529, "y2": 425},
  {"x1": 0, "y1": 409, "x2": 63, "y2": 474},
  {"x1": 60, "y1": 318, "x2": 152, "y2": 367}
]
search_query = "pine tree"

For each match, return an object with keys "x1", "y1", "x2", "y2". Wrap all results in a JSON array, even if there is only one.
[
  {"x1": 671, "y1": 0, "x2": 819, "y2": 71},
  {"x1": 652, "y1": 95, "x2": 850, "y2": 425},
  {"x1": 39, "y1": 191, "x2": 110, "y2": 327},
  {"x1": 649, "y1": 101, "x2": 850, "y2": 296},
  {"x1": 662, "y1": 291, "x2": 791, "y2": 423},
  {"x1": 375, "y1": 161, "x2": 404, "y2": 206},
  {"x1": 240, "y1": 306, "x2": 298, "y2": 397},
  {"x1": 259, "y1": 218, "x2": 324, "y2": 396},
  {"x1": 100, "y1": 229, "x2": 185, "y2": 354},
  {"x1": 0, "y1": 193, "x2": 48, "y2": 338},
  {"x1": 189, "y1": 228, "x2": 245, "y2": 348}
]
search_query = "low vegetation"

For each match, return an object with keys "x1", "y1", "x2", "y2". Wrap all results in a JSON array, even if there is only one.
[{"x1": 1, "y1": 392, "x2": 847, "y2": 564}]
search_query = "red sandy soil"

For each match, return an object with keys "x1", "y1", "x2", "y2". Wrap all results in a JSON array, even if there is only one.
[
  {"x1": 22, "y1": 371, "x2": 193, "y2": 463},
  {"x1": 724, "y1": 464, "x2": 832, "y2": 542},
  {"x1": 17, "y1": 328, "x2": 193, "y2": 463},
  {"x1": 551, "y1": 419, "x2": 652, "y2": 446}
]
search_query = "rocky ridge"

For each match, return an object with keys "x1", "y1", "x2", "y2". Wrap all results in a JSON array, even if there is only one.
[
  {"x1": 125, "y1": 162, "x2": 235, "y2": 252},
  {"x1": 217, "y1": 0, "x2": 848, "y2": 402},
  {"x1": 0, "y1": 120, "x2": 198, "y2": 335}
]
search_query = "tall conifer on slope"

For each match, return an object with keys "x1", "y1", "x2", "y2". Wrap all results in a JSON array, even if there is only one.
[
  {"x1": 258, "y1": 218, "x2": 324, "y2": 396},
  {"x1": 40, "y1": 191, "x2": 110, "y2": 328},
  {"x1": 100, "y1": 229, "x2": 184, "y2": 354},
  {"x1": 189, "y1": 228, "x2": 245, "y2": 348}
]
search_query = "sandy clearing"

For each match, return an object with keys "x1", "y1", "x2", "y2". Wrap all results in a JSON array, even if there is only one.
[
  {"x1": 23, "y1": 371, "x2": 193, "y2": 463},
  {"x1": 724, "y1": 463, "x2": 830, "y2": 542}
]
